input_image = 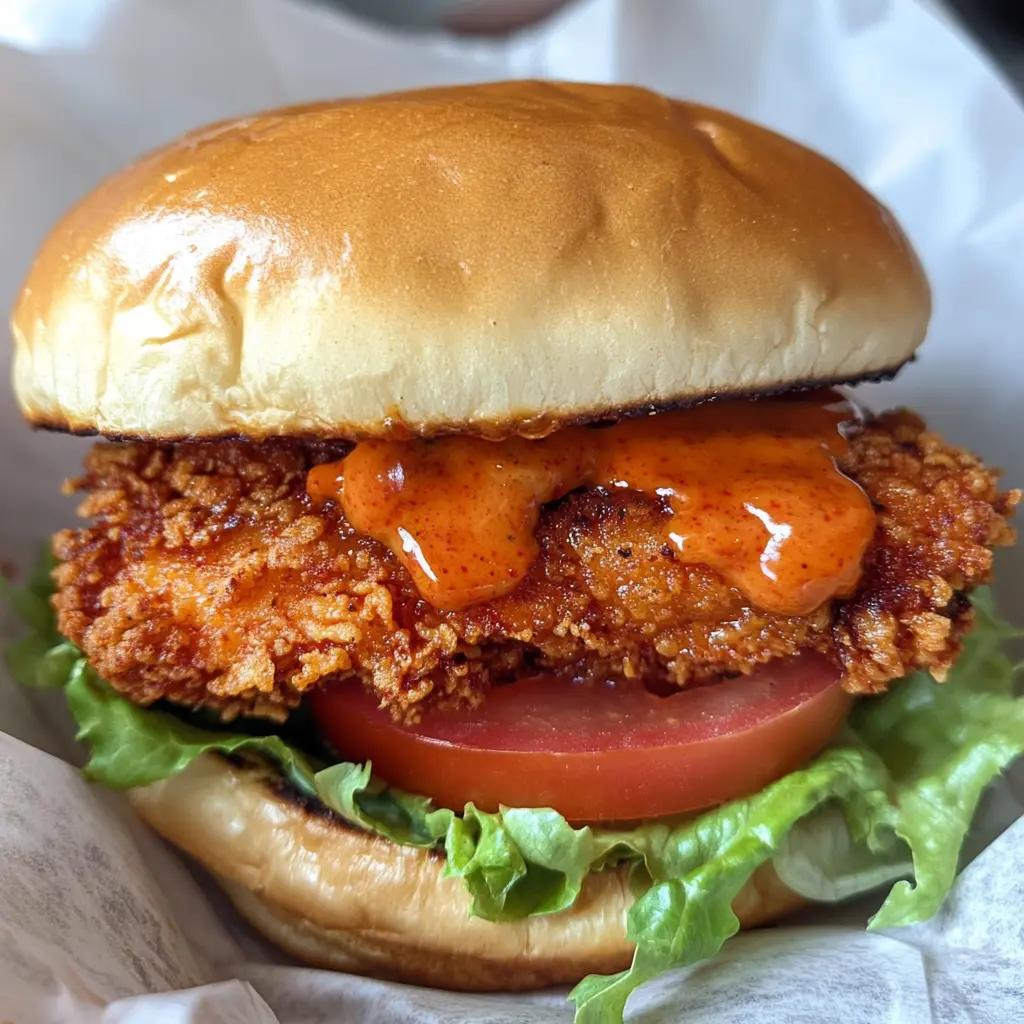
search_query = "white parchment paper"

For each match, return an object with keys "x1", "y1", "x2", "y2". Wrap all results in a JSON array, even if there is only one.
[{"x1": 1, "y1": 1, "x2": 1022, "y2": 1020}]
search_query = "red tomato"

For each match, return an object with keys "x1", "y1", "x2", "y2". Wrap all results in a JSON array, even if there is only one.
[{"x1": 309, "y1": 653, "x2": 852, "y2": 823}]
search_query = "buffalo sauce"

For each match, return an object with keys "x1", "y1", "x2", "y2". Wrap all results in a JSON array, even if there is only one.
[{"x1": 305, "y1": 391, "x2": 876, "y2": 615}]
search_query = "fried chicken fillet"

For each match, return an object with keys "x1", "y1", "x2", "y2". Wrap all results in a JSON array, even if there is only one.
[{"x1": 51, "y1": 411, "x2": 1017, "y2": 721}]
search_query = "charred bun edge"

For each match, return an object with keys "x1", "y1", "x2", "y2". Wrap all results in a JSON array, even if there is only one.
[
  {"x1": 26, "y1": 363, "x2": 908, "y2": 444},
  {"x1": 126, "y1": 753, "x2": 805, "y2": 992}
]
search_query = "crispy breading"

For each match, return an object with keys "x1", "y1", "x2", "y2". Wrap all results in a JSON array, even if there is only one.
[{"x1": 51, "y1": 412, "x2": 1018, "y2": 719}]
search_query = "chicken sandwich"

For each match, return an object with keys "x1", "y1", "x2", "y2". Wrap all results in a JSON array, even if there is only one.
[{"x1": 8, "y1": 82, "x2": 1023, "y2": 1022}]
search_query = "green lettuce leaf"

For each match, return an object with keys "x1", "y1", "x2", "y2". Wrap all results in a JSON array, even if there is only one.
[
  {"x1": 5, "y1": 559, "x2": 1022, "y2": 1024},
  {"x1": 773, "y1": 803, "x2": 913, "y2": 904},
  {"x1": 851, "y1": 590, "x2": 1024, "y2": 929},
  {"x1": 65, "y1": 660, "x2": 320, "y2": 796},
  {"x1": 314, "y1": 761, "x2": 453, "y2": 847}
]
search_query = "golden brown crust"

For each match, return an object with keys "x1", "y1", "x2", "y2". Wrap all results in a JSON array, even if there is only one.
[
  {"x1": 51, "y1": 412, "x2": 1017, "y2": 719},
  {"x1": 126, "y1": 754, "x2": 803, "y2": 991},
  {"x1": 13, "y1": 82, "x2": 928, "y2": 440},
  {"x1": 835, "y1": 411, "x2": 1019, "y2": 689}
]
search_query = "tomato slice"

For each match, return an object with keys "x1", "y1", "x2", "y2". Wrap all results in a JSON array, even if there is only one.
[{"x1": 309, "y1": 653, "x2": 851, "y2": 823}]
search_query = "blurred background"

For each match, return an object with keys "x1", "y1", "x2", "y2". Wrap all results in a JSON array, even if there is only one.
[
  {"x1": 315, "y1": 0, "x2": 1024, "y2": 90},
  {"x1": 947, "y1": 0, "x2": 1024, "y2": 88}
]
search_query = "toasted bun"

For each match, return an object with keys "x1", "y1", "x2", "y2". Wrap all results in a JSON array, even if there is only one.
[
  {"x1": 127, "y1": 753, "x2": 804, "y2": 990},
  {"x1": 12, "y1": 81, "x2": 929, "y2": 441}
]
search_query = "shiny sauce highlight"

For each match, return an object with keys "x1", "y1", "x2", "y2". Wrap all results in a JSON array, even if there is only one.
[{"x1": 306, "y1": 391, "x2": 876, "y2": 615}]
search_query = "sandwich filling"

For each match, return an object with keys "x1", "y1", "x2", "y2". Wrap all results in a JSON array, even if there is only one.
[
  {"x1": 53, "y1": 392, "x2": 1015, "y2": 724},
  {"x1": 6, "y1": 390, "x2": 1023, "y2": 1024}
]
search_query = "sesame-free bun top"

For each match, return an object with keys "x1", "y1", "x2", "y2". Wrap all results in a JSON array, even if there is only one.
[{"x1": 12, "y1": 81, "x2": 930, "y2": 441}]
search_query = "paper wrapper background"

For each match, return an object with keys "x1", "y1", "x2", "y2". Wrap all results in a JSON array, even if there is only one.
[{"x1": 0, "y1": 0, "x2": 1022, "y2": 1020}]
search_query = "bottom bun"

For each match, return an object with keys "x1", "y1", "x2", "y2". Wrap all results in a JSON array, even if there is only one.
[{"x1": 128, "y1": 753, "x2": 805, "y2": 991}]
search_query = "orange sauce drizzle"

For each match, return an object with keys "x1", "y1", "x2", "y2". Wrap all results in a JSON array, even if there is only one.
[{"x1": 306, "y1": 391, "x2": 876, "y2": 615}]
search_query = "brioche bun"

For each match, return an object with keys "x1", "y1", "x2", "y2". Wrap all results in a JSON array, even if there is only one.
[
  {"x1": 12, "y1": 81, "x2": 929, "y2": 442},
  {"x1": 127, "y1": 753, "x2": 803, "y2": 990}
]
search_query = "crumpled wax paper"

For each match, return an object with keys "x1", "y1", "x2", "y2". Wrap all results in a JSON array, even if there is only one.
[{"x1": 1, "y1": 0, "x2": 1022, "y2": 1021}]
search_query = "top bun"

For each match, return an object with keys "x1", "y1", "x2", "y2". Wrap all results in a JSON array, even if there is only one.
[{"x1": 11, "y1": 81, "x2": 930, "y2": 441}]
